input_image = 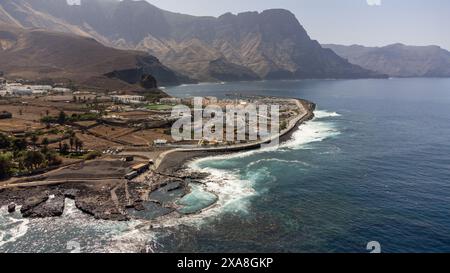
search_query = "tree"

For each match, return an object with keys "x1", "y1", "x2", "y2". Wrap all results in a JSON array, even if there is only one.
[
  {"x1": 30, "y1": 134, "x2": 38, "y2": 149},
  {"x1": 41, "y1": 138, "x2": 50, "y2": 154},
  {"x1": 69, "y1": 137, "x2": 75, "y2": 152},
  {"x1": 42, "y1": 138, "x2": 49, "y2": 147},
  {"x1": 12, "y1": 138, "x2": 27, "y2": 152},
  {"x1": 74, "y1": 138, "x2": 83, "y2": 153},
  {"x1": 65, "y1": 129, "x2": 75, "y2": 138},
  {"x1": 0, "y1": 133, "x2": 11, "y2": 149},
  {"x1": 78, "y1": 140, "x2": 83, "y2": 153},
  {"x1": 22, "y1": 151, "x2": 45, "y2": 171},
  {"x1": 45, "y1": 150, "x2": 62, "y2": 166},
  {"x1": 85, "y1": 151, "x2": 101, "y2": 160},
  {"x1": 57, "y1": 111, "x2": 67, "y2": 124},
  {"x1": 60, "y1": 143, "x2": 69, "y2": 155},
  {"x1": 0, "y1": 153, "x2": 13, "y2": 179}
]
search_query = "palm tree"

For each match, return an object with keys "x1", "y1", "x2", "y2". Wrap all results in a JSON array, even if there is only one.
[
  {"x1": 41, "y1": 138, "x2": 50, "y2": 154},
  {"x1": 57, "y1": 111, "x2": 66, "y2": 124},
  {"x1": 60, "y1": 143, "x2": 69, "y2": 155},
  {"x1": 74, "y1": 138, "x2": 84, "y2": 153},
  {"x1": 69, "y1": 137, "x2": 75, "y2": 152}
]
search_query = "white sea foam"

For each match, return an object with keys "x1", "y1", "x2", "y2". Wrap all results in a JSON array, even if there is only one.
[
  {"x1": 247, "y1": 158, "x2": 311, "y2": 168},
  {"x1": 105, "y1": 221, "x2": 158, "y2": 253},
  {"x1": 314, "y1": 110, "x2": 341, "y2": 119},
  {"x1": 0, "y1": 206, "x2": 30, "y2": 249},
  {"x1": 281, "y1": 119, "x2": 340, "y2": 150}
]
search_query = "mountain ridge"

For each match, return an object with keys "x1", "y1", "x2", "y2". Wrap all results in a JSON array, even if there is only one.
[
  {"x1": 323, "y1": 43, "x2": 450, "y2": 78},
  {"x1": 0, "y1": 0, "x2": 387, "y2": 81},
  {"x1": 0, "y1": 23, "x2": 192, "y2": 91}
]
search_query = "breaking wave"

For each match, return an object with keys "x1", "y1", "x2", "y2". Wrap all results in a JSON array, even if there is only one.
[
  {"x1": 314, "y1": 110, "x2": 341, "y2": 118},
  {"x1": 0, "y1": 206, "x2": 29, "y2": 249}
]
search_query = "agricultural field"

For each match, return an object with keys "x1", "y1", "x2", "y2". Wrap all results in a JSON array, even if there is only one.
[
  {"x1": 72, "y1": 132, "x2": 120, "y2": 151},
  {"x1": 0, "y1": 118, "x2": 45, "y2": 133},
  {"x1": 88, "y1": 124, "x2": 137, "y2": 140},
  {"x1": 116, "y1": 129, "x2": 173, "y2": 146},
  {"x1": 146, "y1": 103, "x2": 175, "y2": 111}
]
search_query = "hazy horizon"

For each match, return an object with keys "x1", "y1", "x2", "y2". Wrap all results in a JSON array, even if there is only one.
[{"x1": 132, "y1": 0, "x2": 449, "y2": 50}]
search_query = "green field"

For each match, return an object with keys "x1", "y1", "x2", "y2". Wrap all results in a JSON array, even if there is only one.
[{"x1": 146, "y1": 104, "x2": 175, "y2": 110}]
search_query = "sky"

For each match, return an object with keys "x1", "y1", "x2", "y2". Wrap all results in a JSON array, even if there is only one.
[{"x1": 140, "y1": 0, "x2": 450, "y2": 50}]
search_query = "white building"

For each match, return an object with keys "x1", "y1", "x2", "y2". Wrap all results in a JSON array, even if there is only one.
[
  {"x1": 9, "y1": 86, "x2": 33, "y2": 96},
  {"x1": 3, "y1": 83, "x2": 53, "y2": 96},
  {"x1": 31, "y1": 90, "x2": 46, "y2": 95},
  {"x1": 112, "y1": 95, "x2": 145, "y2": 104},
  {"x1": 53, "y1": 87, "x2": 71, "y2": 93},
  {"x1": 154, "y1": 139, "x2": 168, "y2": 146},
  {"x1": 159, "y1": 97, "x2": 182, "y2": 104},
  {"x1": 205, "y1": 96, "x2": 218, "y2": 104},
  {"x1": 30, "y1": 85, "x2": 53, "y2": 95}
]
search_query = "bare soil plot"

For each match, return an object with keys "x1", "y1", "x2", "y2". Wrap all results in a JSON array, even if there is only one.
[
  {"x1": 116, "y1": 129, "x2": 173, "y2": 146},
  {"x1": 88, "y1": 124, "x2": 136, "y2": 139},
  {"x1": 46, "y1": 159, "x2": 141, "y2": 180},
  {"x1": 0, "y1": 118, "x2": 45, "y2": 133},
  {"x1": 116, "y1": 111, "x2": 152, "y2": 119},
  {"x1": 0, "y1": 104, "x2": 58, "y2": 121},
  {"x1": 74, "y1": 120, "x2": 98, "y2": 128},
  {"x1": 74, "y1": 132, "x2": 120, "y2": 150}
]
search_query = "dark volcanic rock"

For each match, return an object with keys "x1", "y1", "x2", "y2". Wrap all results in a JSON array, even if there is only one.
[
  {"x1": 7, "y1": 203, "x2": 16, "y2": 213},
  {"x1": 75, "y1": 187, "x2": 129, "y2": 221},
  {"x1": 165, "y1": 181, "x2": 184, "y2": 192},
  {"x1": 63, "y1": 189, "x2": 79, "y2": 199},
  {"x1": 133, "y1": 201, "x2": 146, "y2": 212},
  {"x1": 21, "y1": 194, "x2": 65, "y2": 218},
  {"x1": 20, "y1": 194, "x2": 49, "y2": 215},
  {"x1": 185, "y1": 171, "x2": 211, "y2": 180},
  {"x1": 75, "y1": 198, "x2": 128, "y2": 221}
]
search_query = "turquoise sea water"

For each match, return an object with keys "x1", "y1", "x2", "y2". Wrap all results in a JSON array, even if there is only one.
[{"x1": 1, "y1": 78, "x2": 450, "y2": 253}]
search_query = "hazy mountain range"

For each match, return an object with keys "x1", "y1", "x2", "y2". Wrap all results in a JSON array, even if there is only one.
[
  {"x1": 0, "y1": 0, "x2": 386, "y2": 86},
  {"x1": 323, "y1": 43, "x2": 450, "y2": 78},
  {"x1": 0, "y1": 22, "x2": 193, "y2": 91}
]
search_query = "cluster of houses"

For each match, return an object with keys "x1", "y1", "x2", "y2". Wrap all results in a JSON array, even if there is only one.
[
  {"x1": 108, "y1": 95, "x2": 221, "y2": 107},
  {"x1": 111, "y1": 95, "x2": 145, "y2": 104},
  {"x1": 159, "y1": 96, "x2": 218, "y2": 106},
  {"x1": 0, "y1": 82, "x2": 71, "y2": 97}
]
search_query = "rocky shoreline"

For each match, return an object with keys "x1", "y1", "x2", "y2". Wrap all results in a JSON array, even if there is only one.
[{"x1": 0, "y1": 100, "x2": 316, "y2": 221}]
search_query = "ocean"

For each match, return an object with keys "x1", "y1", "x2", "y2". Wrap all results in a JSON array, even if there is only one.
[{"x1": 1, "y1": 78, "x2": 450, "y2": 253}]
